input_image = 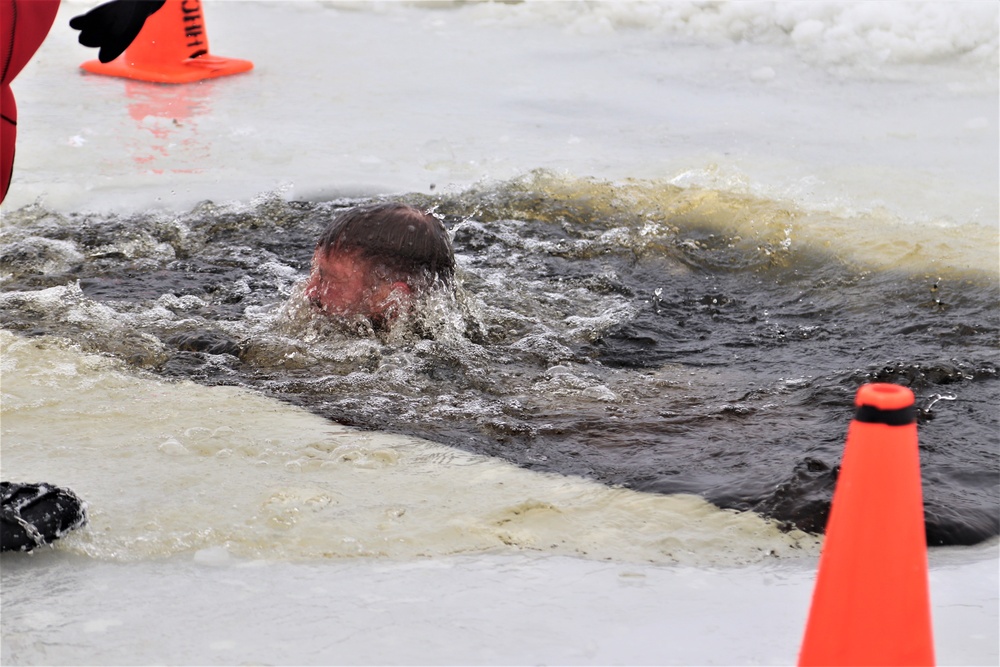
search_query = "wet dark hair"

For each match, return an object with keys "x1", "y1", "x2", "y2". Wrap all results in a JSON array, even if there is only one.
[{"x1": 316, "y1": 203, "x2": 455, "y2": 284}]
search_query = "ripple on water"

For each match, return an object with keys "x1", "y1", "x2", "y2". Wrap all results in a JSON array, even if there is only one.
[{"x1": 1, "y1": 174, "x2": 997, "y2": 547}]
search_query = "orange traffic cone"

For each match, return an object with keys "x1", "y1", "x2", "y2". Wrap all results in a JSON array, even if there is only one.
[
  {"x1": 798, "y1": 383, "x2": 934, "y2": 666},
  {"x1": 79, "y1": 0, "x2": 252, "y2": 84}
]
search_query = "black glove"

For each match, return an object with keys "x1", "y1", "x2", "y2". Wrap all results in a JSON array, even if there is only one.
[
  {"x1": 1, "y1": 482, "x2": 88, "y2": 552},
  {"x1": 69, "y1": 0, "x2": 167, "y2": 63}
]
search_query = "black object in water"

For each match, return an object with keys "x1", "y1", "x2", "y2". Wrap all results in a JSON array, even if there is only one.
[{"x1": 1, "y1": 482, "x2": 89, "y2": 552}]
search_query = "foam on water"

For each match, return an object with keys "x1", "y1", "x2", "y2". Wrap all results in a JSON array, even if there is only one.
[
  {"x1": 2, "y1": 174, "x2": 997, "y2": 545},
  {"x1": 0, "y1": 330, "x2": 820, "y2": 564},
  {"x1": 448, "y1": 172, "x2": 999, "y2": 276}
]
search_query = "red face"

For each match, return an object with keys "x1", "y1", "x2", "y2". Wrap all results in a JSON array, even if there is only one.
[{"x1": 303, "y1": 248, "x2": 412, "y2": 322}]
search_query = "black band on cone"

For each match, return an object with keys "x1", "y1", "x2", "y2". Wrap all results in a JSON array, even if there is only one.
[{"x1": 854, "y1": 404, "x2": 917, "y2": 425}]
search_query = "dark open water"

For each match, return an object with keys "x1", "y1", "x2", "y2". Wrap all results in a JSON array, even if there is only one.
[{"x1": 2, "y1": 173, "x2": 997, "y2": 545}]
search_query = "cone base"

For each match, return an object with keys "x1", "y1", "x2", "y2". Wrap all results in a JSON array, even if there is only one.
[{"x1": 80, "y1": 55, "x2": 253, "y2": 84}]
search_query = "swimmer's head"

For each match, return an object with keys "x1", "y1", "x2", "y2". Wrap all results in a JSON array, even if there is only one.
[{"x1": 304, "y1": 203, "x2": 455, "y2": 325}]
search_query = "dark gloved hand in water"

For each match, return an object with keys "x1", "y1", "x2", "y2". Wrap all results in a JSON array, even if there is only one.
[
  {"x1": 69, "y1": 0, "x2": 167, "y2": 63},
  {"x1": 1, "y1": 482, "x2": 88, "y2": 552}
]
